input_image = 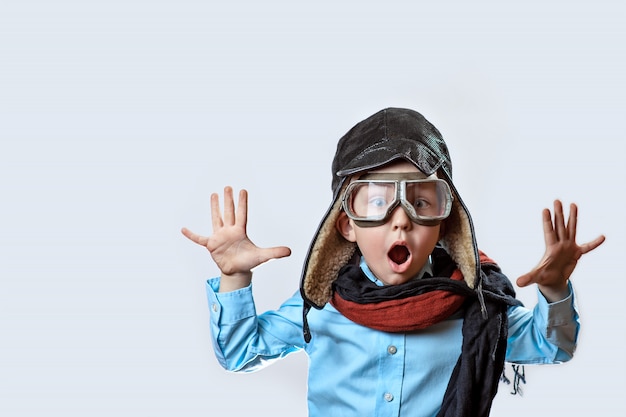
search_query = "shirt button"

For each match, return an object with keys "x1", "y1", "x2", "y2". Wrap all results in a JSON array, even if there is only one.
[
  {"x1": 212, "y1": 303, "x2": 219, "y2": 313},
  {"x1": 387, "y1": 345, "x2": 397, "y2": 355},
  {"x1": 384, "y1": 393, "x2": 394, "y2": 402}
]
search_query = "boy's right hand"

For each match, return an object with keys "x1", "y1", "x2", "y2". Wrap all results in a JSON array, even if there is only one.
[{"x1": 182, "y1": 186, "x2": 291, "y2": 292}]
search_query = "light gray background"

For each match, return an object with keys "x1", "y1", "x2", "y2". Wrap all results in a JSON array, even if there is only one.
[{"x1": 1, "y1": 1, "x2": 624, "y2": 416}]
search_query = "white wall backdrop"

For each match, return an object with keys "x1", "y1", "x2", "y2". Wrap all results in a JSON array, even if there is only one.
[{"x1": 1, "y1": 1, "x2": 624, "y2": 416}]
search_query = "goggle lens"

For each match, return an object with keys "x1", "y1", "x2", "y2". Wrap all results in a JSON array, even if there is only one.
[{"x1": 342, "y1": 178, "x2": 452, "y2": 226}]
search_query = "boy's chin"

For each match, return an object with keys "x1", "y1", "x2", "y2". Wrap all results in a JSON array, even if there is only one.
[{"x1": 378, "y1": 273, "x2": 415, "y2": 286}]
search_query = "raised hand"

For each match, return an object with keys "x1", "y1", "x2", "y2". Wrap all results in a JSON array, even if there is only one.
[
  {"x1": 516, "y1": 200, "x2": 605, "y2": 302},
  {"x1": 182, "y1": 186, "x2": 291, "y2": 292}
]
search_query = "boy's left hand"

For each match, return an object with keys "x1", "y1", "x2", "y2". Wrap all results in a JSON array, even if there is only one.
[{"x1": 516, "y1": 200, "x2": 605, "y2": 302}]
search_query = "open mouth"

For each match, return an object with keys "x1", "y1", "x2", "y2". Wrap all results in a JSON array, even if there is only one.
[{"x1": 388, "y1": 244, "x2": 411, "y2": 265}]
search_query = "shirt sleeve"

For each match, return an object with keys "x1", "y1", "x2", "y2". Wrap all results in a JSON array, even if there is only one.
[
  {"x1": 505, "y1": 282, "x2": 580, "y2": 364},
  {"x1": 206, "y1": 277, "x2": 305, "y2": 372}
]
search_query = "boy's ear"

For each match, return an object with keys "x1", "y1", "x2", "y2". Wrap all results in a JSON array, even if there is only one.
[{"x1": 336, "y1": 211, "x2": 357, "y2": 242}]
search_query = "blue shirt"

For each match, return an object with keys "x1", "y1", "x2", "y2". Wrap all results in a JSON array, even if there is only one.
[{"x1": 206, "y1": 269, "x2": 579, "y2": 417}]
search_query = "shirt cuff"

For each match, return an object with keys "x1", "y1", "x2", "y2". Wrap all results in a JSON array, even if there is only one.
[
  {"x1": 536, "y1": 281, "x2": 579, "y2": 352},
  {"x1": 536, "y1": 282, "x2": 577, "y2": 324},
  {"x1": 206, "y1": 277, "x2": 256, "y2": 325}
]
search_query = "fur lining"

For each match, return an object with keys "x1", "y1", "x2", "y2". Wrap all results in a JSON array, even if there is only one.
[
  {"x1": 302, "y1": 194, "x2": 356, "y2": 307},
  {"x1": 439, "y1": 196, "x2": 477, "y2": 288}
]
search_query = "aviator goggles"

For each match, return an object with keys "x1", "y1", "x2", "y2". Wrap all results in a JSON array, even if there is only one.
[{"x1": 341, "y1": 172, "x2": 453, "y2": 227}]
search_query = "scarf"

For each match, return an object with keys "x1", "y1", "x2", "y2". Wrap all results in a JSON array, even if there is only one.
[
  {"x1": 329, "y1": 248, "x2": 521, "y2": 417},
  {"x1": 330, "y1": 261, "x2": 468, "y2": 332}
]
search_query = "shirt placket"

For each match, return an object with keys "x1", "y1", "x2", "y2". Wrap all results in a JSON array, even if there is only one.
[{"x1": 375, "y1": 332, "x2": 406, "y2": 416}]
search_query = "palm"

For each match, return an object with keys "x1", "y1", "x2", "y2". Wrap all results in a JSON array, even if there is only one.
[
  {"x1": 517, "y1": 200, "x2": 605, "y2": 290},
  {"x1": 182, "y1": 187, "x2": 291, "y2": 276},
  {"x1": 205, "y1": 226, "x2": 266, "y2": 276}
]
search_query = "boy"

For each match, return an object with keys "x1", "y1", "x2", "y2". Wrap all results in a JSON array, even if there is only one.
[{"x1": 182, "y1": 108, "x2": 605, "y2": 416}]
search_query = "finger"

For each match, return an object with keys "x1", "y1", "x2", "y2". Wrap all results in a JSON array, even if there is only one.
[
  {"x1": 223, "y1": 186, "x2": 236, "y2": 226},
  {"x1": 210, "y1": 192, "x2": 223, "y2": 231},
  {"x1": 542, "y1": 207, "x2": 557, "y2": 247},
  {"x1": 553, "y1": 199, "x2": 567, "y2": 240},
  {"x1": 236, "y1": 189, "x2": 249, "y2": 230},
  {"x1": 181, "y1": 227, "x2": 209, "y2": 246},
  {"x1": 566, "y1": 203, "x2": 578, "y2": 241},
  {"x1": 580, "y1": 234, "x2": 606, "y2": 254}
]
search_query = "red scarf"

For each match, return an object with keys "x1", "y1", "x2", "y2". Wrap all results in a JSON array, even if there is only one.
[{"x1": 330, "y1": 252, "x2": 495, "y2": 332}]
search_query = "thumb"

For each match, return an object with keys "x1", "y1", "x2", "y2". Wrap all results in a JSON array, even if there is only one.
[
  {"x1": 516, "y1": 271, "x2": 535, "y2": 288},
  {"x1": 258, "y1": 246, "x2": 292, "y2": 264}
]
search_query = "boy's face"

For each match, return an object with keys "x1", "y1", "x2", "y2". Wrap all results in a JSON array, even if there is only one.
[{"x1": 336, "y1": 160, "x2": 442, "y2": 286}]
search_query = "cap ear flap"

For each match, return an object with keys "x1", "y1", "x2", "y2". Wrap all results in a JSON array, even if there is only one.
[
  {"x1": 439, "y1": 196, "x2": 477, "y2": 288},
  {"x1": 302, "y1": 183, "x2": 357, "y2": 308}
]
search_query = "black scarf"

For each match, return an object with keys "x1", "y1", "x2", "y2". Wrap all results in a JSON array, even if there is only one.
[{"x1": 331, "y1": 248, "x2": 522, "y2": 417}]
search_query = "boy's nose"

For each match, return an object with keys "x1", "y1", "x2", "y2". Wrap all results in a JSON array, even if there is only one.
[{"x1": 390, "y1": 205, "x2": 413, "y2": 230}]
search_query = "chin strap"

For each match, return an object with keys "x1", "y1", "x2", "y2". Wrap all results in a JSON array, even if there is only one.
[
  {"x1": 303, "y1": 301, "x2": 312, "y2": 343},
  {"x1": 477, "y1": 278, "x2": 488, "y2": 320}
]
